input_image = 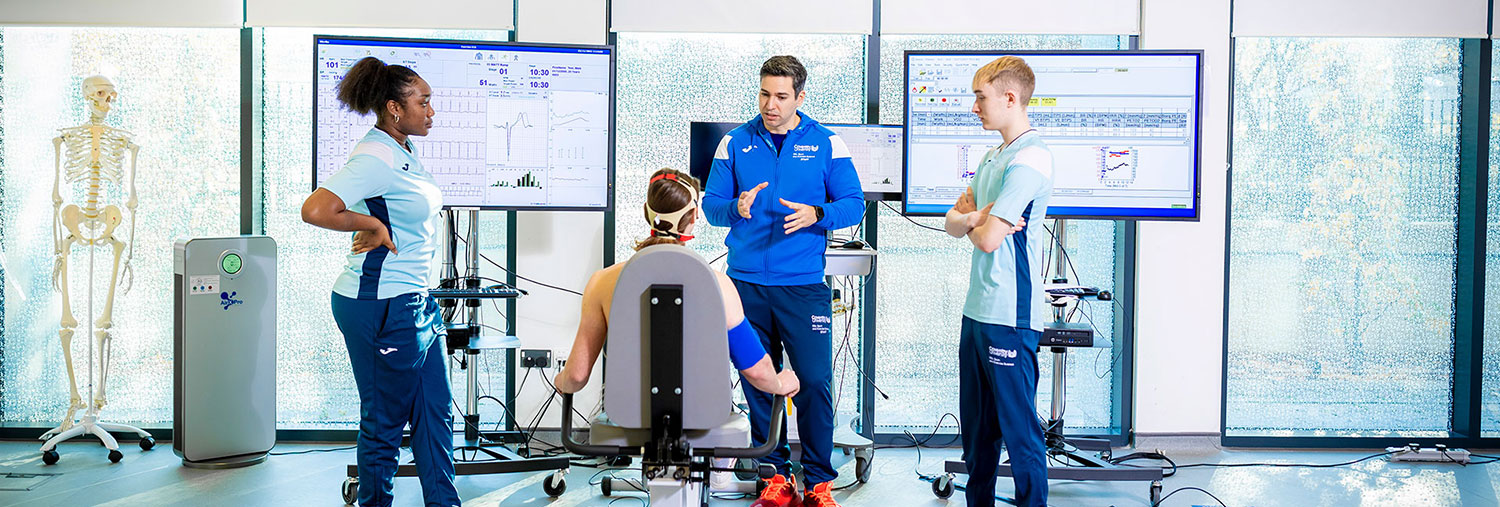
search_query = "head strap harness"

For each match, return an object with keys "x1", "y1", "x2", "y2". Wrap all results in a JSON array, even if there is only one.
[{"x1": 645, "y1": 173, "x2": 700, "y2": 242}]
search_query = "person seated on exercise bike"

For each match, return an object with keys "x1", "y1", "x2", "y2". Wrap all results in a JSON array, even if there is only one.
[{"x1": 552, "y1": 168, "x2": 801, "y2": 401}]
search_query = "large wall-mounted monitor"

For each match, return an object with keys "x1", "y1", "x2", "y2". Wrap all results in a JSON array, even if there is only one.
[
  {"x1": 314, "y1": 35, "x2": 615, "y2": 211},
  {"x1": 689, "y1": 121, "x2": 903, "y2": 201},
  {"x1": 902, "y1": 50, "x2": 1203, "y2": 220}
]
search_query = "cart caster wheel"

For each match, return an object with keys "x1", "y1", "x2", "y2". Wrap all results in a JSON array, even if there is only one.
[
  {"x1": 42, "y1": 449, "x2": 60, "y2": 465},
  {"x1": 342, "y1": 477, "x2": 358, "y2": 505},
  {"x1": 1150, "y1": 480, "x2": 1162, "y2": 504},
  {"x1": 601, "y1": 476, "x2": 613, "y2": 496},
  {"x1": 108, "y1": 449, "x2": 123, "y2": 463},
  {"x1": 543, "y1": 472, "x2": 566, "y2": 497},
  {"x1": 855, "y1": 453, "x2": 873, "y2": 483},
  {"x1": 140, "y1": 436, "x2": 155, "y2": 451},
  {"x1": 932, "y1": 474, "x2": 955, "y2": 498}
]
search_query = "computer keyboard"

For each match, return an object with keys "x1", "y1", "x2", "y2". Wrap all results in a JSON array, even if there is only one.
[
  {"x1": 1044, "y1": 284, "x2": 1100, "y2": 297},
  {"x1": 429, "y1": 285, "x2": 524, "y2": 299}
]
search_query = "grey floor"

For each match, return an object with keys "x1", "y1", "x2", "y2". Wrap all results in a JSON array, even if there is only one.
[{"x1": 2, "y1": 435, "x2": 1499, "y2": 506}]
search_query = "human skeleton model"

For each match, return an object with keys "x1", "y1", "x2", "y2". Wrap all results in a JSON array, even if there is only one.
[{"x1": 39, "y1": 76, "x2": 152, "y2": 463}]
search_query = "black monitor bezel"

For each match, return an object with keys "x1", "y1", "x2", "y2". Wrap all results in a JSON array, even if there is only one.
[
  {"x1": 688, "y1": 120, "x2": 905, "y2": 202},
  {"x1": 312, "y1": 34, "x2": 616, "y2": 212},
  {"x1": 900, "y1": 49, "x2": 1204, "y2": 221}
]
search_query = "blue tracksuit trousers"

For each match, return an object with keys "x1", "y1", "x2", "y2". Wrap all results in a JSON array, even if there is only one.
[
  {"x1": 332, "y1": 292, "x2": 459, "y2": 507},
  {"x1": 733, "y1": 279, "x2": 838, "y2": 488},
  {"x1": 959, "y1": 317, "x2": 1047, "y2": 507}
]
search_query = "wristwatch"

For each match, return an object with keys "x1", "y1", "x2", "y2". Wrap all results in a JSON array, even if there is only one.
[{"x1": 814, "y1": 205, "x2": 825, "y2": 221}]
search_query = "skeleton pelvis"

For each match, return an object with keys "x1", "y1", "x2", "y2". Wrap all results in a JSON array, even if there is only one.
[{"x1": 61, "y1": 204, "x2": 122, "y2": 245}]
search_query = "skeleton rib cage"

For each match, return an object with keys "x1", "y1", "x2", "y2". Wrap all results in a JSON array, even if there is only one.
[{"x1": 58, "y1": 125, "x2": 131, "y2": 230}]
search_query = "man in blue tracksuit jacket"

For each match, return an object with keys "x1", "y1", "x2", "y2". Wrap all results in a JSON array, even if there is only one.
[{"x1": 703, "y1": 55, "x2": 864, "y2": 507}]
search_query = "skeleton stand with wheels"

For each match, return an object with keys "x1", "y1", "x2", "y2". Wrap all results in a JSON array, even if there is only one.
[{"x1": 39, "y1": 75, "x2": 154, "y2": 465}]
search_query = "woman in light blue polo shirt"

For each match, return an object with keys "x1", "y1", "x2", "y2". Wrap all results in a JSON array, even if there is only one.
[{"x1": 301, "y1": 56, "x2": 455, "y2": 507}]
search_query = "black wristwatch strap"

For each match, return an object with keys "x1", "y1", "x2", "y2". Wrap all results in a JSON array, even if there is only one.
[{"x1": 814, "y1": 205, "x2": 825, "y2": 221}]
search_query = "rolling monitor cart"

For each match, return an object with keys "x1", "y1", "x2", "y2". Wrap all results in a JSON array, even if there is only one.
[
  {"x1": 314, "y1": 35, "x2": 615, "y2": 501},
  {"x1": 173, "y1": 236, "x2": 277, "y2": 469},
  {"x1": 339, "y1": 210, "x2": 571, "y2": 504},
  {"x1": 904, "y1": 50, "x2": 1203, "y2": 504}
]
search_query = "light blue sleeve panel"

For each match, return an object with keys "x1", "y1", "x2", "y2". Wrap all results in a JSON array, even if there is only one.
[
  {"x1": 988, "y1": 147, "x2": 1053, "y2": 225},
  {"x1": 727, "y1": 318, "x2": 768, "y2": 371},
  {"x1": 703, "y1": 134, "x2": 744, "y2": 227},
  {"x1": 321, "y1": 142, "x2": 396, "y2": 209}
]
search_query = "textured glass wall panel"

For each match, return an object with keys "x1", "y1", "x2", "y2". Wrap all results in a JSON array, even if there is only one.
[
  {"x1": 615, "y1": 33, "x2": 867, "y2": 424},
  {"x1": 614, "y1": 33, "x2": 865, "y2": 265},
  {"x1": 875, "y1": 35, "x2": 1127, "y2": 433},
  {"x1": 1227, "y1": 38, "x2": 1459, "y2": 435},
  {"x1": 0, "y1": 28, "x2": 240, "y2": 424},
  {"x1": 258, "y1": 28, "x2": 510, "y2": 427},
  {"x1": 1, "y1": 29, "x2": 8, "y2": 422},
  {"x1": 1485, "y1": 43, "x2": 1500, "y2": 436}
]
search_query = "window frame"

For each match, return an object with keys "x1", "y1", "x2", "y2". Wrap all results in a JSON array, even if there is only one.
[{"x1": 1219, "y1": 36, "x2": 1492, "y2": 448}]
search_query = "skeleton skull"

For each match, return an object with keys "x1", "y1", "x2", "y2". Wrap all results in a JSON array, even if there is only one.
[{"x1": 82, "y1": 75, "x2": 116, "y2": 120}]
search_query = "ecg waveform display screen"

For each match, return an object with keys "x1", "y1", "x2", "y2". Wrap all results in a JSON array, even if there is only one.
[
  {"x1": 825, "y1": 124, "x2": 903, "y2": 199},
  {"x1": 902, "y1": 50, "x2": 1202, "y2": 220},
  {"x1": 314, "y1": 36, "x2": 614, "y2": 210}
]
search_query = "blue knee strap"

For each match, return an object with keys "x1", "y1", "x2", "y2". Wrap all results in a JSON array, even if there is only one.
[{"x1": 728, "y1": 318, "x2": 767, "y2": 370}]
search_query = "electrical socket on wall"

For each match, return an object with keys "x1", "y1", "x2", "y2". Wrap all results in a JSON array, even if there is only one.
[{"x1": 520, "y1": 349, "x2": 552, "y2": 369}]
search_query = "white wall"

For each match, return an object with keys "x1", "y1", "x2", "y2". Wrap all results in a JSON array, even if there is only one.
[
  {"x1": 512, "y1": 0, "x2": 609, "y2": 430},
  {"x1": 1233, "y1": 0, "x2": 1486, "y2": 38},
  {"x1": 881, "y1": 0, "x2": 1139, "y2": 35},
  {"x1": 1135, "y1": 0, "x2": 1231, "y2": 434}
]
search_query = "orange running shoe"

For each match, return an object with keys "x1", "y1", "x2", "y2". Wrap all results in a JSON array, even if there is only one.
[
  {"x1": 750, "y1": 473, "x2": 802, "y2": 507},
  {"x1": 801, "y1": 481, "x2": 841, "y2": 507}
]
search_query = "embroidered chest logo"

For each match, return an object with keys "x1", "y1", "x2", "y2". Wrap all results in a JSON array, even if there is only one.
[
  {"x1": 401, "y1": 163, "x2": 410, "y2": 171},
  {"x1": 792, "y1": 144, "x2": 819, "y2": 161}
]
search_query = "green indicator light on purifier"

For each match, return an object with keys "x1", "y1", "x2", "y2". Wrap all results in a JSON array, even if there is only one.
[{"x1": 222, "y1": 253, "x2": 242, "y2": 275}]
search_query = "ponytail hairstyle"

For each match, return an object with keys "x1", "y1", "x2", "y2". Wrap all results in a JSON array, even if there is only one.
[
  {"x1": 335, "y1": 56, "x2": 421, "y2": 122},
  {"x1": 635, "y1": 168, "x2": 702, "y2": 251}
]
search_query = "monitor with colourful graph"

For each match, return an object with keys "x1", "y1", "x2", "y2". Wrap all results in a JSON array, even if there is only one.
[
  {"x1": 902, "y1": 50, "x2": 1202, "y2": 220},
  {"x1": 314, "y1": 35, "x2": 615, "y2": 211}
]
